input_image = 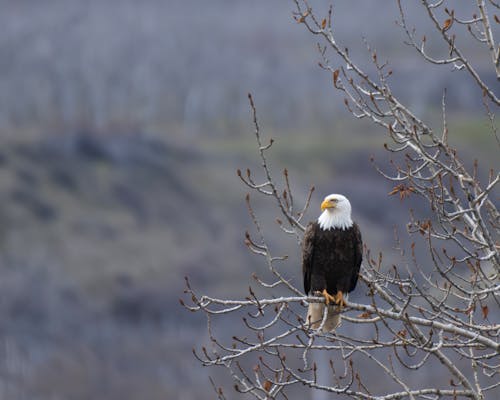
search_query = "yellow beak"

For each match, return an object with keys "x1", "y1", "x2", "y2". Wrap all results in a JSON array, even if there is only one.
[{"x1": 321, "y1": 199, "x2": 335, "y2": 211}]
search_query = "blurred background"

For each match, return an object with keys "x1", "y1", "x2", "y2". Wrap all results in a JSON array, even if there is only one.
[{"x1": 0, "y1": 0, "x2": 497, "y2": 399}]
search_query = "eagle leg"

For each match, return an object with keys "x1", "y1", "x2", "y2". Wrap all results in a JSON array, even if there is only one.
[
  {"x1": 334, "y1": 290, "x2": 346, "y2": 307},
  {"x1": 321, "y1": 289, "x2": 336, "y2": 305}
]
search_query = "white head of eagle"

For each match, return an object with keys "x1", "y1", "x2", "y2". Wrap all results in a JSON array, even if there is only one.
[{"x1": 317, "y1": 193, "x2": 353, "y2": 231}]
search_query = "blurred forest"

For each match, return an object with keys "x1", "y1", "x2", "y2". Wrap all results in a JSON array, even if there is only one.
[{"x1": 0, "y1": 0, "x2": 497, "y2": 399}]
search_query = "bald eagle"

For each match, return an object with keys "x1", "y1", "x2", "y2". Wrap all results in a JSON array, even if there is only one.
[{"x1": 302, "y1": 194, "x2": 362, "y2": 332}]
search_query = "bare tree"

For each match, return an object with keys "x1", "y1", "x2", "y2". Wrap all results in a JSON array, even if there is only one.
[{"x1": 183, "y1": 1, "x2": 499, "y2": 399}]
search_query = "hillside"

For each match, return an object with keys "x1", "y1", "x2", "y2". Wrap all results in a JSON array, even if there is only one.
[{"x1": 1, "y1": 121, "x2": 495, "y2": 398}]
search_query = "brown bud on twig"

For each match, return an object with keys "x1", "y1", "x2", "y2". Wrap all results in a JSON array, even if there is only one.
[
  {"x1": 333, "y1": 69, "x2": 340, "y2": 88},
  {"x1": 442, "y1": 18, "x2": 453, "y2": 32}
]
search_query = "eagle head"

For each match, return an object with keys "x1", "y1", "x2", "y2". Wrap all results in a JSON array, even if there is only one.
[{"x1": 318, "y1": 194, "x2": 353, "y2": 230}]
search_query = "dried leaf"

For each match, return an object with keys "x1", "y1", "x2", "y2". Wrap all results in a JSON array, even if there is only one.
[
  {"x1": 388, "y1": 185, "x2": 401, "y2": 196},
  {"x1": 263, "y1": 380, "x2": 272, "y2": 392},
  {"x1": 388, "y1": 184, "x2": 416, "y2": 200},
  {"x1": 321, "y1": 18, "x2": 327, "y2": 29},
  {"x1": 494, "y1": 15, "x2": 499, "y2": 24},
  {"x1": 296, "y1": 10, "x2": 309, "y2": 23},
  {"x1": 333, "y1": 69, "x2": 340, "y2": 87},
  {"x1": 419, "y1": 220, "x2": 432, "y2": 235},
  {"x1": 482, "y1": 305, "x2": 489, "y2": 319},
  {"x1": 442, "y1": 18, "x2": 453, "y2": 32},
  {"x1": 358, "y1": 311, "x2": 372, "y2": 319}
]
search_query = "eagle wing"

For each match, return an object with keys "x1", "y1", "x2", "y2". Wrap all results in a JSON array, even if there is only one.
[
  {"x1": 302, "y1": 222, "x2": 317, "y2": 295},
  {"x1": 349, "y1": 222, "x2": 363, "y2": 292}
]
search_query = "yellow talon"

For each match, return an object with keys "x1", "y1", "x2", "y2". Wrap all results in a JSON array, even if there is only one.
[
  {"x1": 334, "y1": 291, "x2": 346, "y2": 307},
  {"x1": 321, "y1": 289, "x2": 336, "y2": 305}
]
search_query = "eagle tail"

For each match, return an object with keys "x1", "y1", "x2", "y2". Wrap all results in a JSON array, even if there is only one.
[{"x1": 306, "y1": 303, "x2": 341, "y2": 333}]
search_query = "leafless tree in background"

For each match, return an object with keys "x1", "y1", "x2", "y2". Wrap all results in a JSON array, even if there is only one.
[{"x1": 183, "y1": 1, "x2": 499, "y2": 398}]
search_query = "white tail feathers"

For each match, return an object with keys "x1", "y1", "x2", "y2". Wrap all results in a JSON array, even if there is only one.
[{"x1": 306, "y1": 303, "x2": 341, "y2": 333}]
